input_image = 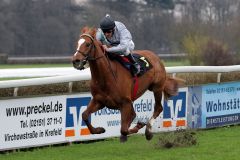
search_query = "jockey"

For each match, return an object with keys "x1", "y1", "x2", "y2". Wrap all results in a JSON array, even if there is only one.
[{"x1": 96, "y1": 14, "x2": 140, "y2": 76}]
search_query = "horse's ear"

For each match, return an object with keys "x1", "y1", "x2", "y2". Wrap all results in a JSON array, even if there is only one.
[
  {"x1": 81, "y1": 26, "x2": 89, "y2": 33},
  {"x1": 90, "y1": 27, "x2": 97, "y2": 38}
]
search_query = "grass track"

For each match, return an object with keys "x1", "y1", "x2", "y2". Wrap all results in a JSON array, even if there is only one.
[
  {"x1": 1, "y1": 125, "x2": 240, "y2": 160},
  {"x1": 0, "y1": 63, "x2": 72, "y2": 69}
]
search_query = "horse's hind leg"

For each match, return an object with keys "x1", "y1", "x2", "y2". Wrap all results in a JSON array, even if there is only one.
[
  {"x1": 82, "y1": 99, "x2": 105, "y2": 134},
  {"x1": 128, "y1": 121, "x2": 146, "y2": 134},
  {"x1": 120, "y1": 102, "x2": 136, "y2": 142},
  {"x1": 145, "y1": 90, "x2": 163, "y2": 140}
]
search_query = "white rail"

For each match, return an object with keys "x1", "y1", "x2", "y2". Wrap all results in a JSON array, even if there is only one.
[
  {"x1": 1, "y1": 65, "x2": 240, "y2": 89},
  {"x1": 0, "y1": 68, "x2": 90, "y2": 89},
  {"x1": 167, "y1": 65, "x2": 240, "y2": 73}
]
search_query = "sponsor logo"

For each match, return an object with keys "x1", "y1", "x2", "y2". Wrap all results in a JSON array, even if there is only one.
[
  {"x1": 65, "y1": 97, "x2": 91, "y2": 137},
  {"x1": 163, "y1": 92, "x2": 187, "y2": 128}
]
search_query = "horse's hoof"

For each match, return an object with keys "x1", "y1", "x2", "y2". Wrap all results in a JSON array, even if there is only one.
[
  {"x1": 145, "y1": 128, "x2": 153, "y2": 141},
  {"x1": 120, "y1": 135, "x2": 128, "y2": 143},
  {"x1": 95, "y1": 127, "x2": 105, "y2": 134}
]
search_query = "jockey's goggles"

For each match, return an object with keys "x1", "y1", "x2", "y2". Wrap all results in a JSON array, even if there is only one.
[{"x1": 102, "y1": 29, "x2": 113, "y2": 33}]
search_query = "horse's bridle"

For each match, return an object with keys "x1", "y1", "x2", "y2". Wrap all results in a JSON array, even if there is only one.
[
  {"x1": 74, "y1": 33, "x2": 117, "y2": 80},
  {"x1": 73, "y1": 33, "x2": 105, "y2": 70},
  {"x1": 76, "y1": 33, "x2": 104, "y2": 61}
]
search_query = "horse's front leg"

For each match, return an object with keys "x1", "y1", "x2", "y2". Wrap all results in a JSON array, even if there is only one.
[{"x1": 82, "y1": 99, "x2": 105, "y2": 134}]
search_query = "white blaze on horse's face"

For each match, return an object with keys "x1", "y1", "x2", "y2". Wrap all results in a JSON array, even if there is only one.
[
  {"x1": 74, "y1": 38, "x2": 85, "y2": 56},
  {"x1": 78, "y1": 38, "x2": 85, "y2": 49}
]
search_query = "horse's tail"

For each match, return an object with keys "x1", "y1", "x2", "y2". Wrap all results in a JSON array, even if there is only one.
[{"x1": 163, "y1": 77, "x2": 185, "y2": 100}]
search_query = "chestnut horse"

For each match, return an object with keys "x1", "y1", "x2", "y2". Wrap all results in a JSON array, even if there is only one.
[{"x1": 72, "y1": 27, "x2": 180, "y2": 142}]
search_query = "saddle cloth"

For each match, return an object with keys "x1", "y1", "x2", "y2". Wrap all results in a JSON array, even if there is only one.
[{"x1": 107, "y1": 53, "x2": 153, "y2": 77}]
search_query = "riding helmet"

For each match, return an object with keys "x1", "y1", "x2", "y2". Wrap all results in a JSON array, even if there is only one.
[{"x1": 100, "y1": 15, "x2": 115, "y2": 30}]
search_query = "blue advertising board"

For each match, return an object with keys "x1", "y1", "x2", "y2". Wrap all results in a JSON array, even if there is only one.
[
  {"x1": 189, "y1": 81, "x2": 240, "y2": 128},
  {"x1": 202, "y1": 82, "x2": 240, "y2": 128}
]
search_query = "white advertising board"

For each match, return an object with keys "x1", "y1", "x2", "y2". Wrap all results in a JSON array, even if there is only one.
[
  {"x1": 0, "y1": 89, "x2": 188, "y2": 151},
  {"x1": 0, "y1": 96, "x2": 66, "y2": 151}
]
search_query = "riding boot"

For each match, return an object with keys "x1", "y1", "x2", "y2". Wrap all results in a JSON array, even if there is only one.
[{"x1": 127, "y1": 54, "x2": 140, "y2": 76}]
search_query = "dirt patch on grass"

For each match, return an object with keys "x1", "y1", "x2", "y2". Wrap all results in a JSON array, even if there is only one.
[{"x1": 156, "y1": 129, "x2": 197, "y2": 149}]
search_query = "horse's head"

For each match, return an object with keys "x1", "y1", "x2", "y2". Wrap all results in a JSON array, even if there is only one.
[{"x1": 72, "y1": 26, "x2": 97, "y2": 70}]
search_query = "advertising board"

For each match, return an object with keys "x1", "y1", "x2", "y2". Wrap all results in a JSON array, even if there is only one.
[
  {"x1": 157, "y1": 88, "x2": 188, "y2": 132},
  {"x1": 0, "y1": 91, "x2": 157, "y2": 150},
  {"x1": 0, "y1": 96, "x2": 66, "y2": 151},
  {"x1": 202, "y1": 82, "x2": 240, "y2": 128},
  {"x1": 188, "y1": 82, "x2": 240, "y2": 128},
  {"x1": 0, "y1": 88, "x2": 188, "y2": 151},
  {"x1": 65, "y1": 91, "x2": 155, "y2": 141}
]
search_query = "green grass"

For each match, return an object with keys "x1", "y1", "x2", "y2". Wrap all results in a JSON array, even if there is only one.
[
  {"x1": 1, "y1": 125, "x2": 240, "y2": 160},
  {"x1": 0, "y1": 77, "x2": 38, "y2": 81},
  {"x1": 0, "y1": 63, "x2": 72, "y2": 69}
]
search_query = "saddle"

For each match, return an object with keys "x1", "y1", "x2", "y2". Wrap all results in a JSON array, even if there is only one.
[{"x1": 107, "y1": 52, "x2": 153, "y2": 77}]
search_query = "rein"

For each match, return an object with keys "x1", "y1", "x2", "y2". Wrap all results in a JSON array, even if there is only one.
[
  {"x1": 104, "y1": 49, "x2": 117, "y2": 82},
  {"x1": 78, "y1": 34, "x2": 104, "y2": 61},
  {"x1": 79, "y1": 33, "x2": 117, "y2": 81}
]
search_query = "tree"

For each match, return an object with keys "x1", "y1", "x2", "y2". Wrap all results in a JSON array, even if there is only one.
[
  {"x1": 0, "y1": 1, "x2": 14, "y2": 54},
  {"x1": 145, "y1": 0, "x2": 174, "y2": 9}
]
